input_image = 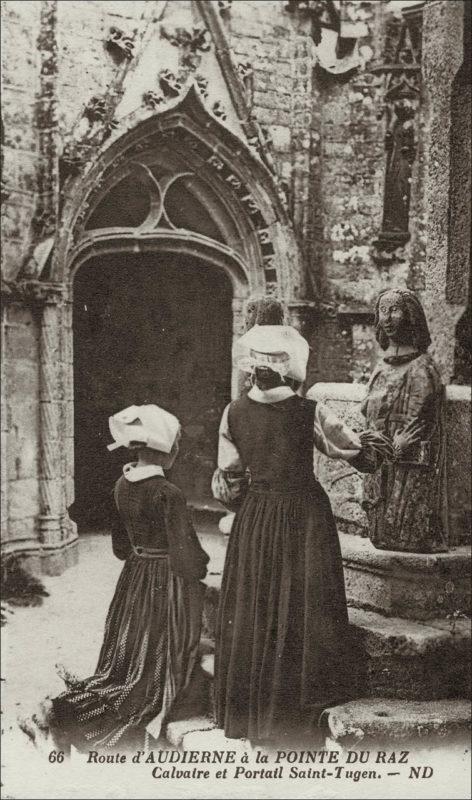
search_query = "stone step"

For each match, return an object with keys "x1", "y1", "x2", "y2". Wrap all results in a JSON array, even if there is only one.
[
  {"x1": 165, "y1": 698, "x2": 471, "y2": 752},
  {"x1": 197, "y1": 527, "x2": 471, "y2": 699},
  {"x1": 165, "y1": 644, "x2": 470, "y2": 750},
  {"x1": 200, "y1": 591, "x2": 471, "y2": 700},
  {"x1": 166, "y1": 715, "x2": 250, "y2": 754},
  {"x1": 349, "y1": 608, "x2": 471, "y2": 700},
  {"x1": 324, "y1": 697, "x2": 471, "y2": 748},
  {"x1": 340, "y1": 533, "x2": 471, "y2": 621},
  {"x1": 197, "y1": 614, "x2": 472, "y2": 702},
  {"x1": 196, "y1": 527, "x2": 472, "y2": 623}
]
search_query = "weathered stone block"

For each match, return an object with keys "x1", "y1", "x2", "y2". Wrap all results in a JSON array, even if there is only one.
[
  {"x1": 6, "y1": 318, "x2": 39, "y2": 359},
  {"x1": 2, "y1": 148, "x2": 40, "y2": 194},
  {"x1": 1, "y1": 516, "x2": 36, "y2": 546},
  {"x1": 325, "y1": 698, "x2": 471, "y2": 747},
  {"x1": 446, "y1": 386, "x2": 472, "y2": 545},
  {"x1": 166, "y1": 716, "x2": 217, "y2": 749},
  {"x1": 181, "y1": 726, "x2": 250, "y2": 754},
  {"x1": 40, "y1": 538, "x2": 79, "y2": 576},
  {"x1": 6, "y1": 357, "x2": 39, "y2": 397},
  {"x1": 349, "y1": 608, "x2": 471, "y2": 701},
  {"x1": 1, "y1": 238, "x2": 29, "y2": 280},
  {"x1": 8, "y1": 477, "x2": 39, "y2": 520},
  {"x1": 6, "y1": 402, "x2": 39, "y2": 479},
  {"x1": 340, "y1": 533, "x2": 471, "y2": 620}
]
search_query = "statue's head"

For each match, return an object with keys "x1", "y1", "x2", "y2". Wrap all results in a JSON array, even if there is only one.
[{"x1": 374, "y1": 289, "x2": 432, "y2": 352}]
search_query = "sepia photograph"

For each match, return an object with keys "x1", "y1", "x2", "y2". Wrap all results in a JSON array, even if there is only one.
[{"x1": 1, "y1": 0, "x2": 470, "y2": 798}]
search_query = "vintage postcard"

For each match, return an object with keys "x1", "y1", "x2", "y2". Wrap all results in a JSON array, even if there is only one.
[{"x1": 1, "y1": 0, "x2": 470, "y2": 798}]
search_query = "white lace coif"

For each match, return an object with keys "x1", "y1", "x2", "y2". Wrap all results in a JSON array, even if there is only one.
[
  {"x1": 107, "y1": 404, "x2": 180, "y2": 453},
  {"x1": 234, "y1": 325, "x2": 310, "y2": 383}
]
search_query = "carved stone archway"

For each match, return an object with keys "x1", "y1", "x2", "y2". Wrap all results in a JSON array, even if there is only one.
[
  {"x1": 55, "y1": 85, "x2": 302, "y2": 295},
  {"x1": 38, "y1": 86, "x2": 302, "y2": 561}
]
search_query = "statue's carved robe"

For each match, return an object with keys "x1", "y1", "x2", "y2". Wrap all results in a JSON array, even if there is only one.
[{"x1": 361, "y1": 352, "x2": 449, "y2": 553}]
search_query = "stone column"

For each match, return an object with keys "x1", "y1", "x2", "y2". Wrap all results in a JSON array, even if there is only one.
[
  {"x1": 231, "y1": 296, "x2": 246, "y2": 399},
  {"x1": 60, "y1": 294, "x2": 77, "y2": 544},
  {"x1": 0, "y1": 303, "x2": 8, "y2": 541},
  {"x1": 37, "y1": 287, "x2": 64, "y2": 548},
  {"x1": 421, "y1": 0, "x2": 466, "y2": 380}
]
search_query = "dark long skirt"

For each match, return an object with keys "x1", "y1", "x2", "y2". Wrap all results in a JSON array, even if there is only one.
[
  {"x1": 215, "y1": 483, "x2": 353, "y2": 742},
  {"x1": 53, "y1": 553, "x2": 204, "y2": 751}
]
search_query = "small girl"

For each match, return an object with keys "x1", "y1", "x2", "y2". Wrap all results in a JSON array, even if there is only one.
[{"x1": 52, "y1": 404, "x2": 209, "y2": 751}]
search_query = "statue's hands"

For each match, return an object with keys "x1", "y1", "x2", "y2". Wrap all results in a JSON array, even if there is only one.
[
  {"x1": 392, "y1": 419, "x2": 426, "y2": 460},
  {"x1": 359, "y1": 430, "x2": 394, "y2": 462}
]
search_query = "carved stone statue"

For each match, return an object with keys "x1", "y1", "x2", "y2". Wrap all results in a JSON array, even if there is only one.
[
  {"x1": 381, "y1": 99, "x2": 416, "y2": 241},
  {"x1": 361, "y1": 289, "x2": 449, "y2": 553}
]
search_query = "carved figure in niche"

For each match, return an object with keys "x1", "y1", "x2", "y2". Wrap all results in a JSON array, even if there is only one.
[
  {"x1": 381, "y1": 99, "x2": 416, "y2": 243},
  {"x1": 361, "y1": 289, "x2": 449, "y2": 553}
]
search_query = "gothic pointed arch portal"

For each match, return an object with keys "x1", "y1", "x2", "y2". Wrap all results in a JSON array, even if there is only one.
[
  {"x1": 55, "y1": 85, "x2": 302, "y2": 296},
  {"x1": 52, "y1": 86, "x2": 302, "y2": 532}
]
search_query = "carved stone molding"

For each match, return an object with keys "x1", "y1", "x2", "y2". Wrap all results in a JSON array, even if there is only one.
[
  {"x1": 38, "y1": 300, "x2": 63, "y2": 546},
  {"x1": 195, "y1": 74, "x2": 209, "y2": 99},
  {"x1": 195, "y1": 1, "x2": 288, "y2": 211},
  {"x1": 60, "y1": 93, "x2": 120, "y2": 182},
  {"x1": 60, "y1": 30, "x2": 134, "y2": 185},
  {"x1": 212, "y1": 100, "x2": 227, "y2": 120},
  {"x1": 84, "y1": 95, "x2": 108, "y2": 124},
  {"x1": 54, "y1": 85, "x2": 305, "y2": 299},
  {"x1": 160, "y1": 23, "x2": 211, "y2": 72},
  {"x1": 1, "y1": 180, "x2": 10, "y2": 205},
  {"x1": 34, "y1": 1, "x2": 59, "y2": 244},
  {"x1": 218, "y1": 0, "x2": 233, "y2": 16},
  {"x1": 142, "y1": 90, "x2": 165, "y2": 110},
  {"x1": 159, "y1": 69, "x2": 183, "y2": 99},
  {"x1": 105, "y1": 26, "x2": 135, "y2": 63},
  {"x1": 131, "y1": 164, "x2": 194, "y2": 232}
]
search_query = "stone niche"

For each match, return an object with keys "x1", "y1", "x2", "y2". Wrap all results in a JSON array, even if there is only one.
[{"x1": 307, "y1": 382, "x2": 472, "y2": 622}]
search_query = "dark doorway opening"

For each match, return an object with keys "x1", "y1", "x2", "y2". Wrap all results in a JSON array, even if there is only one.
[{"x1": 72, "y1": 252, "x2": 233, "y2": 530}]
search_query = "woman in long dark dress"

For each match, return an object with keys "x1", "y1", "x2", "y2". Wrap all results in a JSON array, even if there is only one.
[
  {"x1": 52, "y1": 404, "x2": 209, "y2": 751},
  {"x1": 212, "y1": 325, "x2": 390, "y2": 742}
]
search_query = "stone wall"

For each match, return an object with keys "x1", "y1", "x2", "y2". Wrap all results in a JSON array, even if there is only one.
[
  {"x1": 1, "y1": 1, "x2": 42, "y2": 281},
  {"x1": 1, "y1": 0, "x2": 470, "y2": 570},
  {"x1": 421, "y1": 0, "x2": 470, "y2": 380},
  {"x1": 2, "y1": 303, "x2": 41, "y2": 553}
]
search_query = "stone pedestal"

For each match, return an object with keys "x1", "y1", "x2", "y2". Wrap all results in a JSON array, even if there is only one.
[
  {"x1": 340, "y1": 533, "x2": 471, "y2": 621},
  {"x1": 324, "y1": 698, "x2": 471, "y2": 748}
]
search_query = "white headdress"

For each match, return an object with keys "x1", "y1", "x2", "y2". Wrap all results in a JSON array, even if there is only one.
[
  {"x1": 234, "y1": 325, "x2": 310, "y2": 383},
  {"x1": 107, "y1": 404, "x2": 180, "y2": 453}
]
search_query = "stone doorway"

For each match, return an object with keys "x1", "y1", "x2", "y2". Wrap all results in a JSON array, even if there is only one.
[{"x1": 72, "y1": 251, "x2": 233, "y2": 530}]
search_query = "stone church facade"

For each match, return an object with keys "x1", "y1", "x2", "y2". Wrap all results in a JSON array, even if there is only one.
[{"x1": 1, "y1": 0, "x2": 470, "y2": 574}]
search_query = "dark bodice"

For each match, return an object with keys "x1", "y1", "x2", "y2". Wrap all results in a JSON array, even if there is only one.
[
  {"x1": 114, "y1": 474, "x2": 170, "y2": 551},
  {"x1": 111, "y1": 475, "x2": 209, "y2": 580},
  {"x1": 228, "y1": 394, "x2": 316, "y2": 491}
]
